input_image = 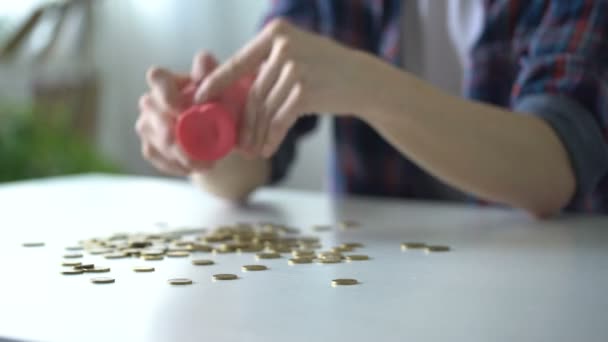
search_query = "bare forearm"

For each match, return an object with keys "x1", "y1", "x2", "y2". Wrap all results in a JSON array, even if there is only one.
[
  {"x1": 356, "y1": 53, "x2": 575, "y2": 216},
  {"x1": 190, "y1": 153, "x2": 270, "y2": 201}
]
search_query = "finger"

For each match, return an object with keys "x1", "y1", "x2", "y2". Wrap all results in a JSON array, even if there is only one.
[
  {"x1": 141, "y1": 142, "x2": 189, "y2": 177},
  {"x1": 239, "y1": 39, "x2": 287, "y2": 150},
  {"x1": 254, "y1": 60, "x2": 298, "y2": 155},
  {"x1": 194, "y1": 19, "x2": 285, "y2": 103},
  {"x1": 146, "y1": 66, "x2": 190, "y2": 114},
  {"x1": 191, "y1": 51, "x2": 219, "y2": 83},
  {"x1": 261, "y1": 82, "x2": 303, "y2": 158}
]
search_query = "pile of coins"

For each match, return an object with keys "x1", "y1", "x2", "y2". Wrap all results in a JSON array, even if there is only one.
[
  {"x1": 51, "y1": 222, "x2": 376, "y2": 287},
  {"x1": 23, "y1": 221, "x2": 452, "y2": 288}
]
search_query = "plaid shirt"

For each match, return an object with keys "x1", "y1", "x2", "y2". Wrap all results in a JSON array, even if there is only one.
[{"x1": 266, "y1": 0, "x2": 608, "y2": 213}]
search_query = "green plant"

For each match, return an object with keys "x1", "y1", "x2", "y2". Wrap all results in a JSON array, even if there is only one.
[{"x1": 0, "y1": 103, "x2": 118, "y2": 181}]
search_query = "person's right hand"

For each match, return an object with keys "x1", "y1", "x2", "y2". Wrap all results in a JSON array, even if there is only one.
[{"x1": 135, "y1": 52, "x2": 219, "y2": 176}]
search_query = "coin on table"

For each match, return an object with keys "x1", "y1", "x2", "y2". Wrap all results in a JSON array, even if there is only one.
[
  {"x1": 192, "y1": 259, "x2": 214, "y2": 266},
  {"x1": 89, "y1": 248, "x2": 112, "y2": 255},
  {"x1": 104, "y1": 252, "x2": 128, "y2": 259},
  {"x1": 425, "y1": 245, "x2": 450, "y2": 253},
  {"x1": 288, "y1": 257, "x2": 314, "y2": 265},
  {"x1": 316, "y1": 256, "x2": 342, "y2": 264},
  {"x1": 168, "y1": 278, "x2": 193, "y2": 285},
  {"x1": 133, "y1": 266, "x2": 155, "y2": 272},
  {"x1": 142, "y1": 255, "x2": 164, "y2": 261},
  {"x1": 166, "y1": 251, "x2": 190, "y2": 258},
  {"x1": 256, "y1": 252, "x2": 281, "y2": 260},
  {"x1": 212, "y1": 274, "x2": 238, "y2": 281},
  {"x1": 61, "y1": 269, "x2": 84, "y2": 275},
  {"x1": 74, "y1": 264, "x2": 94, "y2": 270},
  {"x1": 62, "y1": 261, "x2": 82, "y2": 267},
  {"x1": 331, "y1": 278, "x2": 359, "y2": 287},
  {"x1": 292, "y1": 250, "x2": 316, "y2": 258},
  {"x1": 85, "y1": 267, "x2": 110, "y2": 273},
  {"x1": 241, "y1": 265, "x2": 267, "y2": 272},
  {"x1": 400, "y1": 242, "x2": 426, "y2": 250},
  {"x1": 345, "y1": 254, "x2": 370, "y2": 261},
  {"x1": 341, "y1": 242, "x2": 363, "y2": 249},
  {"x1": 65, "y1": 246, "x2": 84, "y2": 251},
  {"x1": 63, "y1": 253, "x2": 83, "y2": 259},
  {"x1": 91, "y1": 277, "x2": 115, "y2": 284},
  {"x1": 22, "y1": 242, "x2": 45, "y2": 247}
]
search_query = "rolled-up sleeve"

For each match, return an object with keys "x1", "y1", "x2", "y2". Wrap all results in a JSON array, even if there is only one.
[{"x1": 511, "y1": 1, "x2": 608, "y2": 212}]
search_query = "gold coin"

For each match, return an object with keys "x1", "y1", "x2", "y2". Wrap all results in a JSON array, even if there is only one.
[
  {"x1": 316, "y1": 256, "x2": 342, "y2": 264},
  {"x1": 85, "y1": 267, "x2": 110, "y2": 273},
  {"x1": 168, "y1": 278, "x2": 193, "y2": 285},
  {"x1": 345, "y1": 254, "x2": 370, "y2": 261},
  {"x1": 288, "y1": 257, "x2": 313, "y2": 265},
  {"x1": 190, "y1": 244, "x2": 213, "y2": 252},
  {"x1": 192, "y1": 259, "x2": 214, "y2": 266},
  {"x1": 104, "y1": 252, "x2": 127, "y2": 259},
  {"x1": 142, "y1": 255, "x2": 164, "y2": 261},
  {"x1": 89, "y1": 248, "x2": 112, "y2": 255},
  {"x1": 22, "y1": 242, "x2": 45, "y2": 247},
  {"x1": 331, "y1": 278, "x2": 358, "y2": 287},
  {"x1": 61, "y1": 269, "x2": 84, "y2": 275},
  {"x1": 166, "y1": 251, "x2": 190, "y2": 258},
  {"x1": 74, "y1": 263, "x2": 94, "y2": 270},
  {"x1": 241, "y1": 265, "x2": 267, "y2": 272},
  {"x1": 91, "y1": 277, "x2": 115, "y2": 284},
  {"x1": 256, "y1": 252, "x2": 281, "y2": 259},
  {"x1": 425, "y1": 245, "x2": 450, "y2": 253},
  {"x1": 237, "y1": 245, "x2": 264, "y2": 253},
  {"x1": 62, "y1": 261, "x2": 82, "y2": 267},
  {"x1": 65, "y1": 246, "x2": 83, "y2": 251},
  {"x1": 133, "y1": 266, "x2": 155, "y2": 272},
  {"x1": 212, "y1": 274, "x2": 238, "y2": 281},
  {"x1": 63, "y1": 253, "x2": 83, "y2": 259},
  {"x1": 400, "y1": 242, "x2": 426, "y2": 250},
  {"x1": 332, "y1": 246, "x2": 353, "y2": 253},
  {"x1": 292, "y1": 250, "x2": 316, "y2": 258},
  {"x1": 141, "y1": 250, "x2": 164, "y2": 257},
  {"x1": 341, "y1": 242, "x2": 363, "y2": 249}
]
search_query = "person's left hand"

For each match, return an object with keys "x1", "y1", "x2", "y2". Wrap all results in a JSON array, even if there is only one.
[{"x1": 195, "y1": 18, "x2": 373, "y2": 158}]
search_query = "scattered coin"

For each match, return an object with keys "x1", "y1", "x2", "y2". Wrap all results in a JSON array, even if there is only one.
[
  {"x1": 166, "y1": 251, "x2": 190, "y2": 258},
  {"x1": 85, "y1": 267, "x2": 110, "y2": 273},
  {"x1": 400, "y1": 242, "x2": 426, "y2": 250},
  {"x1": 65, "y1": 246, "x2": 84, "y2": 251},
  {"x1": 22, "y1": 242, "x2": 45, "y2": 247},
  {"x1": 256, "y1": 252, "x2": 281, "y2": 259},
  {"x1": 241, "y1": 265, "x2": 268, "y2": 272},
  {"x1": 74, "y1": 264, "x2": 94, "y2": 270},
  {"x1": 288, "y1": 257, "x2": 314, "y2": 265},
  {"x1": 91, "y1": 277, "x2": 115, "y2": 284},
  {"x1": 341, "y1": 242, "x2": 363, "y2": 249},
  {"x1": 292, "y1": 250, "x2": 316, "y2": 258},
  {"x1": 345, "y1": 254, "x2": 370, "y2": 261},
  {"x1": 425, "y1": 245, "x2": 450, "y2": 253},
  {"x1": 133, "y1": 266, "x2": 155, "y2": 272},
  {"x1": 63, "y1": 253, "x2": 83, "y2": 259},
  {"x1": 332, "y1": 246, "x2": 354, "y2": 253},
  {"x1": 192, "y1": 259, "x2": 214, "y2": 266},
  {"x1": 61, "y1": 269, "x2": 84, "y2": 275},
  {"x1": 331, "y1": 278, "x2": 358, "y2": 287},
  {"x1": 104, "y1": 252, "x2": 128, "y2": 259},
  {"x1": 142, "y1": 255, "x2": 164, "y2": 261},
  {"x1": 89, "y1": 248, "x2": 112, "y2": 255},
  {"x1": 317, "y1": 257, "x2": 342, "y2": 264},
  {"x1": 168, "y1": 278, "x2": 193, "y2": 285},
  {"x1": 212, "y1": 274, "x2": 238, "y2": 281},
  {"x1": 62, "y1": 261, "x2": 82, "y2": 267}
]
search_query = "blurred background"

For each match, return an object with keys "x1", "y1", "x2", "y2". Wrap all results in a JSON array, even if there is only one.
[{"x1": 0, "y1": 0, "x2": 330, "y2": 189}]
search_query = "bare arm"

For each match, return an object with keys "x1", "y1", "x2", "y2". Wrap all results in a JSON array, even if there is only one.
[{"x1": 355, "y1": 52, "x2": 575, "y2": 216}]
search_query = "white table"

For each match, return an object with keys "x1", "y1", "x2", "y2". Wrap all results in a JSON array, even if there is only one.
[{"x1": 0, "y1": 175, "x2": 607, "y2": 342}]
